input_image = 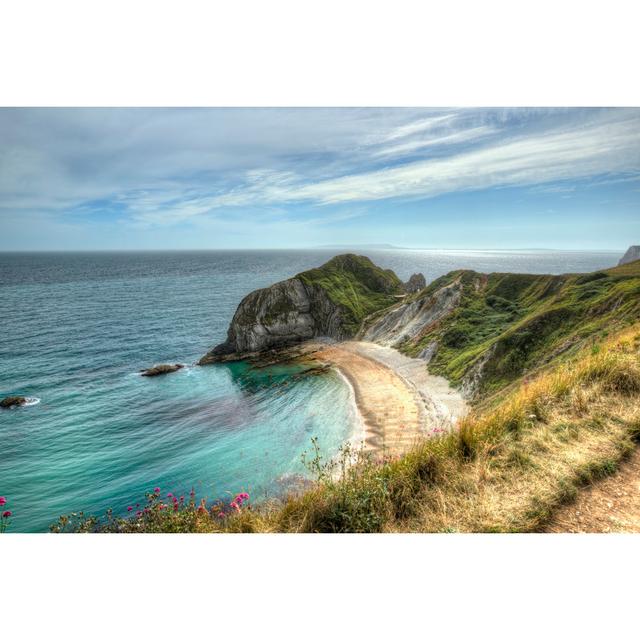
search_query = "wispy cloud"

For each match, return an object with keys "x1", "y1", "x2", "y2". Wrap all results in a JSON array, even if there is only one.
[
  {"x1": 121, "y1": 109, "x2": 638, "y2": 221},
  {"x1": 372, "y1": 125, "x2": 496, "y2": 158},
  {"x1": 371, "y1": 113, "x2": 457, "y2": 143}
]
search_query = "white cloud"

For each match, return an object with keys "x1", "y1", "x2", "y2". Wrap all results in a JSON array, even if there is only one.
[
  {"x1": 370, "y1": 113, "x2": 457, "y2": 143},
  {"x1": 1, "y1": 108, "x2": 639, "y2": 233},
  {"x1": 372, "y1": 125, "x2": 496, "y2": 157},
  {"x1": 129, "y1": 109, "x2": 638, "y2": 219}
]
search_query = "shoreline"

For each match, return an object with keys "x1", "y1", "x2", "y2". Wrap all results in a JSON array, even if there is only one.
[
  {"x1": 300, "y1": 340, "x2": 467, "y2": 456},
  {"x1": 332, "y1": 367, "x2": 367, "y2": 453}
]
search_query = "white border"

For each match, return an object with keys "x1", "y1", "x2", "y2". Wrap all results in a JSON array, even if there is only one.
[
  {"x1": 1, "y1": 1, "x2": 639, "y2": 637},
  {"x1": 1, "y1": 0, "x2": 639, "y2": 106}
]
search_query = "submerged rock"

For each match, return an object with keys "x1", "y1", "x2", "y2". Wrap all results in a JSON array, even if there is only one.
[
  {"x1": 140, "y1": 364, "x2": 184, "y2": 377},
  {"x1": 0, "y1": 396, "x2": 27, "y2": 408},
  {"x1": 404, "y1": 273, "x2": 426, "y2": 293},
  {"x1": 618, "y1": 245, "x2": 640, "y2": 266}
]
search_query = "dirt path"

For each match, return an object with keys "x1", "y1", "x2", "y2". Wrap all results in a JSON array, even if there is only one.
[
  {"x1": 310, "y1": 340, "x2": 466, "y2": 456},
  {"x1": 545, "y1": 448, "x2": 640, "y2": 533}
]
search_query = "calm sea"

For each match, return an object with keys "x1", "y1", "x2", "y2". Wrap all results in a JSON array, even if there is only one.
[{"x1": 0, "y1": 249, "x2": 622, "y2": 531}]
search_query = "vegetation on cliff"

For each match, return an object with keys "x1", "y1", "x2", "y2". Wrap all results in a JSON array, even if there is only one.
[
  {"x1": 391, "y1": 260, "x2": 640, "y2": 398},
  {"x1": 296, "y1": 254, "x2": 403, "y2": 335}
]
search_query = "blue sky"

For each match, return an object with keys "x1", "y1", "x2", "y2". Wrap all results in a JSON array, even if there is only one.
[{"x1": 0, "y1": 107, "x2": 638, "y2": 250}]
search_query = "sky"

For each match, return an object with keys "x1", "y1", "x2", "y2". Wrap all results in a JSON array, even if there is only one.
[{"x1": 0, "y1": 107, "x2": 639, "y2": 251}]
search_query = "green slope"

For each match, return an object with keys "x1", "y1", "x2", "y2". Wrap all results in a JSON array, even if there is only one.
[
  {"x1": 398, "y1": 259, "x2": 640, "y2": 397},
  {"x1": 297, "y1": 254, "x2": 403, "y2": 335}
]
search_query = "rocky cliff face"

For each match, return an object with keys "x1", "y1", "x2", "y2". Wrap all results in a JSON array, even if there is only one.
[
  {"x1": 361, "y1": 280, "x2": 461, "y2": 347},
  {"x1": 619, "y1": 245, "x2": 640, "y2": 266},
  {"x1": 199, "y1": 278, "x2": 346, "y2": 363},
  {"x1": 200, "y1": 254, "x2": 402, "y2": 363}
]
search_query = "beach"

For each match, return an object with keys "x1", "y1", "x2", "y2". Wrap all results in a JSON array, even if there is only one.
[{"x1": 309, "y1": 340, "x2": 467, "y2": 455}]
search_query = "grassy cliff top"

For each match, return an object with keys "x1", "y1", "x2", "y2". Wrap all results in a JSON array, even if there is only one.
[
  {"x1": 397, "y1": 259, "x2": 640, "y2": 398},
  {"x1": 297, "y1": 254, "x2": 403, "y2": 335}
]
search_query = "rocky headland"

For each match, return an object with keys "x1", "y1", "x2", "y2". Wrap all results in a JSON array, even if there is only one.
[
  {"x1": 202, "y1": 253, "x2": 640, "y2": 406},
  {"x1": 199, "y1": 254, "x2": 405, "y2": 364}
]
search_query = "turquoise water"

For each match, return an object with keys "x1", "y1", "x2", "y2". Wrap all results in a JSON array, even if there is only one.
[{"x1": 0, "y1": 249, "x2": 622, "y2": 532}]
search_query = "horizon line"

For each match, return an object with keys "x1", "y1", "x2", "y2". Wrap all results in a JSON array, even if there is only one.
[{"x1": 0, "y1": 246, "x2": 628, "y2": 254}]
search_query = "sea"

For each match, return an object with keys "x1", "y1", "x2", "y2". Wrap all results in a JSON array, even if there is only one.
[{"x1": 0, "y1": 248, "x2": 622, "y2": 532}]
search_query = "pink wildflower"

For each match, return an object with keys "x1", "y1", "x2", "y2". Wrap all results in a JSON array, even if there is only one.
[
  {"x1": 173, "y1": 503, "x2": 179, "y2": 512},
  {"x1": 0, "y1": 497, "x2": 6, "y2": 506},
  {"x1": 2, "y1": 510, "x2": 12, "y2": 518},
  {"x1": 166, "y1": 492, "x2": 173, "y2": 498},
  {"x1": 217, "y1": 512, "x2": 226, "y2": 519},
  {"x1": 127, "y1": 506, "x2": 133, "y2": 512},
  {"x1": 136, "y1": 511, "x2": 142, "y2": 517},
  {"x1": 154, "y1": 487, "x2": 160, "y2": 493}
]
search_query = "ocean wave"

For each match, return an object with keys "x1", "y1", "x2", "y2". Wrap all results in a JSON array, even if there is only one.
[{"x1": 23, "y1": 397, "x2": 41, "y2": 406}]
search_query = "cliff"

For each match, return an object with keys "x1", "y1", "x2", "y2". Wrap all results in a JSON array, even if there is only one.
[
  {"x1": 199, "y1": 254, "x2": 403, "y2": 363},
  {"x1": 361, "y1": 260, "x2": 640, "y2": 400},
  {"x1": 619, "y1": 245, "x2": 640, "y2": 266}
]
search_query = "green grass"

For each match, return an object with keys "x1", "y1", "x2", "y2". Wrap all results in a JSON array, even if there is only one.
[
  {"x1": 297, "y1": 254, "x2": 403, "y2": 335},
  {"x1": 396, "y1": 259, "x2": 640, "y2": 397}
]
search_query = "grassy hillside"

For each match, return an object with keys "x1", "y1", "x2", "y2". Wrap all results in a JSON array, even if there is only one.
[
  {"x1": 297, "y1": 254, "x2": 403, "y2": 335},
  {"x1": 396, "y1": 260, "x2": 640, "y2": 398}
]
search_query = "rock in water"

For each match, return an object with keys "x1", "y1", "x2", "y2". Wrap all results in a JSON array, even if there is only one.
[
  {"x1": 618, "y1": 245, "x2": 640, "y2": 266},
  {"x1": 199, "y1": 254, "x2": 403, "y2": 363},
  {"x1": 404, "y1": 273, "x2": 426, "y2": 293},
  {"x1": 0, "y1": 396, "x2": 27, "y2": 408},
  {"x1": 140, "y1": 364, "x2": 184, "y2": 377}
]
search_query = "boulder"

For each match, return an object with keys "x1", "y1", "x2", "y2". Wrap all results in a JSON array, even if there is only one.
[
  {"x1": 0, "y1": 396, "x2": 27, "y2": 408},
  {"x1": 140, "y1": 364, "x2": 184, "y2": 377}
]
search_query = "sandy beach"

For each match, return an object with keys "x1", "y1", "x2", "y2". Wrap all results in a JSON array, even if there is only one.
[{"x1": 309, "y1": 340, "x2": 467, "y2": 456}]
